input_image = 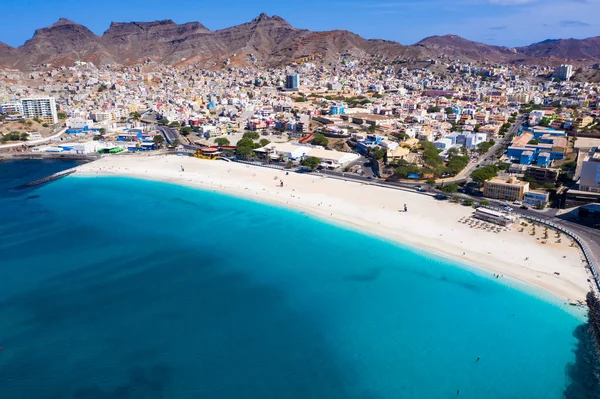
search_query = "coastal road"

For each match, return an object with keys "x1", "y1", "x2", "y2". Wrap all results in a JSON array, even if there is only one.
[
  {"x1": 156, "y1": 125, "x2": 198, "y2": 151},
  {"x1": 0, "y1": 128, "x2": 67, "y2": 150}
]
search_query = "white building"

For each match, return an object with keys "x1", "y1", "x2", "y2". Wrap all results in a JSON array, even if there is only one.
[
  {"x1": 21, "y1": 97, "x2": 58, "y2": 124},
  {"x1": 434, "y1": 138, "x2": 454, "y2": 151},
  {"x1": 66, "y1": 118, "x2": 94, "y2": 129},
  {"x1": 91, "y1": 111, "x2": 112, "y2": 123},
  {"x1": 0, "y1": 102, "x2": 23, "y2": 115},
  {"x1": 554, "y1": 64, "x2": 574, "y2": 81},
  {"x1": 580, "y1": 151, "x2": 600, "y2": 193}
]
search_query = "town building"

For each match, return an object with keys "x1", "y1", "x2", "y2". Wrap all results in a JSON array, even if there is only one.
[
  {"x1": 554, "y1": 64, "x2": 574, "y2": 81},
  {"x1": 285, "y1": 74, "x2": 299, "y2": 91},
  {"x1": 483, "y1": 176, "x2": 530, "y2": 201},
  {"x1": 524, "y1": 166, "x2": 559, "y2": 184},
  {"x1": 580, "y1": 149, "x2": 600, "y2": 193},
  {"x1": 0, "y1": 102, "x2": 23, "y2": 115},
  {"x1": 472, "y1": 208, "x2": 513, "y2": 226},
  {"x1": 21, "y1": 97, "x2": 58, "y2": 124},
  {"x1": 523, "y1": 190, "x2": 550, "y2": 208}
]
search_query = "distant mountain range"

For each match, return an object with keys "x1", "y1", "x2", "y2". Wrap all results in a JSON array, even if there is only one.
[{"x1": 1, "y1": 14, "x2": 600, "y2": 69}]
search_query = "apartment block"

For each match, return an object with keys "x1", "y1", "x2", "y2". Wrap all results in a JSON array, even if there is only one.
[
  {"x1": 21, "y1": 97, "x2": 58, "y2": 124},
  {"x1": 483, "y1": 177, "x2": 530, "y2": 201}
]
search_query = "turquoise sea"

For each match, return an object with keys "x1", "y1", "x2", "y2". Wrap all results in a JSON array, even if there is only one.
[{"x1": 0, "y1": 160, "x2": 599, "y2": 398}]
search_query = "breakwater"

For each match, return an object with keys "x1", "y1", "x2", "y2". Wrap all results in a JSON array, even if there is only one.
[{"x1": 20, "y1": 169, "x2": 77, "y2": 188}]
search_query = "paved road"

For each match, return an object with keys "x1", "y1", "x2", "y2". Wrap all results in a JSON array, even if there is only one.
[
  {"x1": 0, "y1": 127, "x2": 67, "y2": 150},
  {"x1": 440, "y1": 116, "x2": 523, "y2": 184},
  {"x1": 156, "y1": 125, "x2": 198, "y2": 151}
]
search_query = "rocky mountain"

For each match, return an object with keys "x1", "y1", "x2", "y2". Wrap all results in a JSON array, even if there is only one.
[
  {"x1": 0, "y1": 41, "x2": 14, "y2": 65},
  {"x1": 517, "y1": 37, "x2": 600, "y2": 63},
  {"x1": 2, "y1": 14, "x2": 600, "y2": 69},
  {"x1": 12, "y1": 18, "x2": 115, "y2": 68},
  {"x1": 414, "y1": 35, "x2": 518, "y2": 62},
  {"x1": 101, "y1": 19, "x2": 220, "y2": 64}
]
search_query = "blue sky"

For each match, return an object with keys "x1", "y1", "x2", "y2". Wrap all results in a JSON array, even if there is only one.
[{"x1": 0, "y1": 0, "x2": 598, "y2": 48}]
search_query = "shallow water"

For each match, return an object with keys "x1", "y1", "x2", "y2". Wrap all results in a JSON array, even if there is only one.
[{"x1": 0, "y1": 161, "x2": 598, "y2": 398}]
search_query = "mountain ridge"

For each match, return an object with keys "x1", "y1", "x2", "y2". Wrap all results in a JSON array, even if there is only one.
[{"x1": 1, "y1": 14, "x2": 600, "y2": 69}]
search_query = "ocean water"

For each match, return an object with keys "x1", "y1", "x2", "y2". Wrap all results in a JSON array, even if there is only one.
[{"x1": 0, "y1": 160, "x2": 598, "y2": 398}]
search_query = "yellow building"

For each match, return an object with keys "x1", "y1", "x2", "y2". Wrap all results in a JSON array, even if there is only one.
[
  {"x1": 574, "y1": 115, "x2": 593, "y2": 129},
  {"x1": 483, "y1": 177, "x2": 530, "y2": 201}
]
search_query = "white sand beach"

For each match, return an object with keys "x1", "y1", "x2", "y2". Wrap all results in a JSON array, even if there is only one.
[{"x1": 75, "y1": 154, "x2": 593, "y2": 302}]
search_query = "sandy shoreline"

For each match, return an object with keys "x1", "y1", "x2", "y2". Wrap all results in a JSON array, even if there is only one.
[{"x1": 74, "y1": 154, "x2": 593, "y2": 303}]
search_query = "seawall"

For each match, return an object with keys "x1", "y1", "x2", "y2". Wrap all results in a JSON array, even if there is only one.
[{"x1": 0, "y1": 152, "x2": 100, "y2": 161}]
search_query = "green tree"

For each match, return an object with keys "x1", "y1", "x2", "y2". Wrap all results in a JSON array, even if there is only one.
[
  {"x1": 420, "y1": 140, "x2": 444, "y2": 172},
  {"x1": 243, "y1": 131, "x2": 260, "y2": 140},
  {"x1": 395, "y1": 164, "x2": 420, "y2": 179},
  {"x1": 367, "y1": 125, "x2": 377, "y2": 133},
  {"x1": 215, "y1": 137, "x2": 230, "y2": 146},
  {"x1": 236, "y1": 137, "x2": 256, "y2": 159},
  {"x1": 259, "y1": 138, "x2": 271, "y2": 147},
  {"x1": 479, "y1": 200, "x2": 490, "y2": 206},
  {"x1": 169, "y1": 121, "x2": 181, "y2": 128},
  {"x1": 463, "y1": 198, "x2": 474, "y2": 206},
  {"x1": 153, "y1": 135, "x2": 164, "y2": 146},
  {"x1": 426, "y1": 178, "x2": 436, "y2": 188},
  {"x1": 180, "y1": 126, "x2": 192, "y2": 137},
  {"x1": 130, "y1": 111, "x2": 141, "y2": 121},
  {"x1": 312, "y1": 132, "x2": 329, "y2": 147},
  {"x1": 470, "y1": 165, "x2": 498, "y2": 185},
  {"x1": 19, "y1": 132, "x2": 29, "y2": 141},
  {"x1": 393, "y1": 132, "x2": 409, "y2": 141},
  {"x1": 442, "y1": 183, "x2": 459, "y2": 193},
  {"x1": 301, "y1": 156, "x2": 321, "y2": 170},
  {"x1": 446, "y1": 154, "x2": 469, "y2": 176},
  {"x1": 370, "y1": 147, "x2": 386, "y2": 160},
  {"x1": 427, "y1": 106, "x2": 441, "y2": 113},
  {"x1": 171, "y1": 139, "x2": 181, "y2": 147},
  {"x1": 477, "y1": 141, "x2": 493, "y2": 154},
  {"x1": 236, "y1": 145, "x2": 254, "y2": 159},
  {"x1": 158, "y1": 118, "x2": 169, "y2": 125},
  {"x1": 57, "y1": 112, "x2": 66, "y2": 119}
]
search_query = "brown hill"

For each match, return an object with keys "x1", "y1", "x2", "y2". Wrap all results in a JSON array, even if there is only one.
[
  {"x1": 517, "y1": 37, "x2": 600, "y2": 63},
  {"x1": 3, "y1": 15, "x2": 600, "y2": 69},
  {"x1": 101, "y1": 20, "x2": 220, "y2": 64},
  {"x1": 0, "y1": 42, "x2": 14, "y2": 66},
  {"x1": 10, "y1": 18, "x2": 115, "y2": 68},
  {"x1": 415, "y1": 35, "x2": 517, "y2": 62}
]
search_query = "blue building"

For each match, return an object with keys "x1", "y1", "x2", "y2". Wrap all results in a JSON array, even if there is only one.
[
  {"x1": 537, "y1": 152, "x2": 551, "y2": 167},
  {"x1": 285, "y1": 74, "x2": 300, "y2": 91},
  {"x1": 355, "y1": 135, "x2": 383, "y2": 155},
  {"x1": 520, "y1": 151, "x2": 534, "y2": 165},
  {"x1": 329, "y1": 105, "x2": 345, "y2": 115}
]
